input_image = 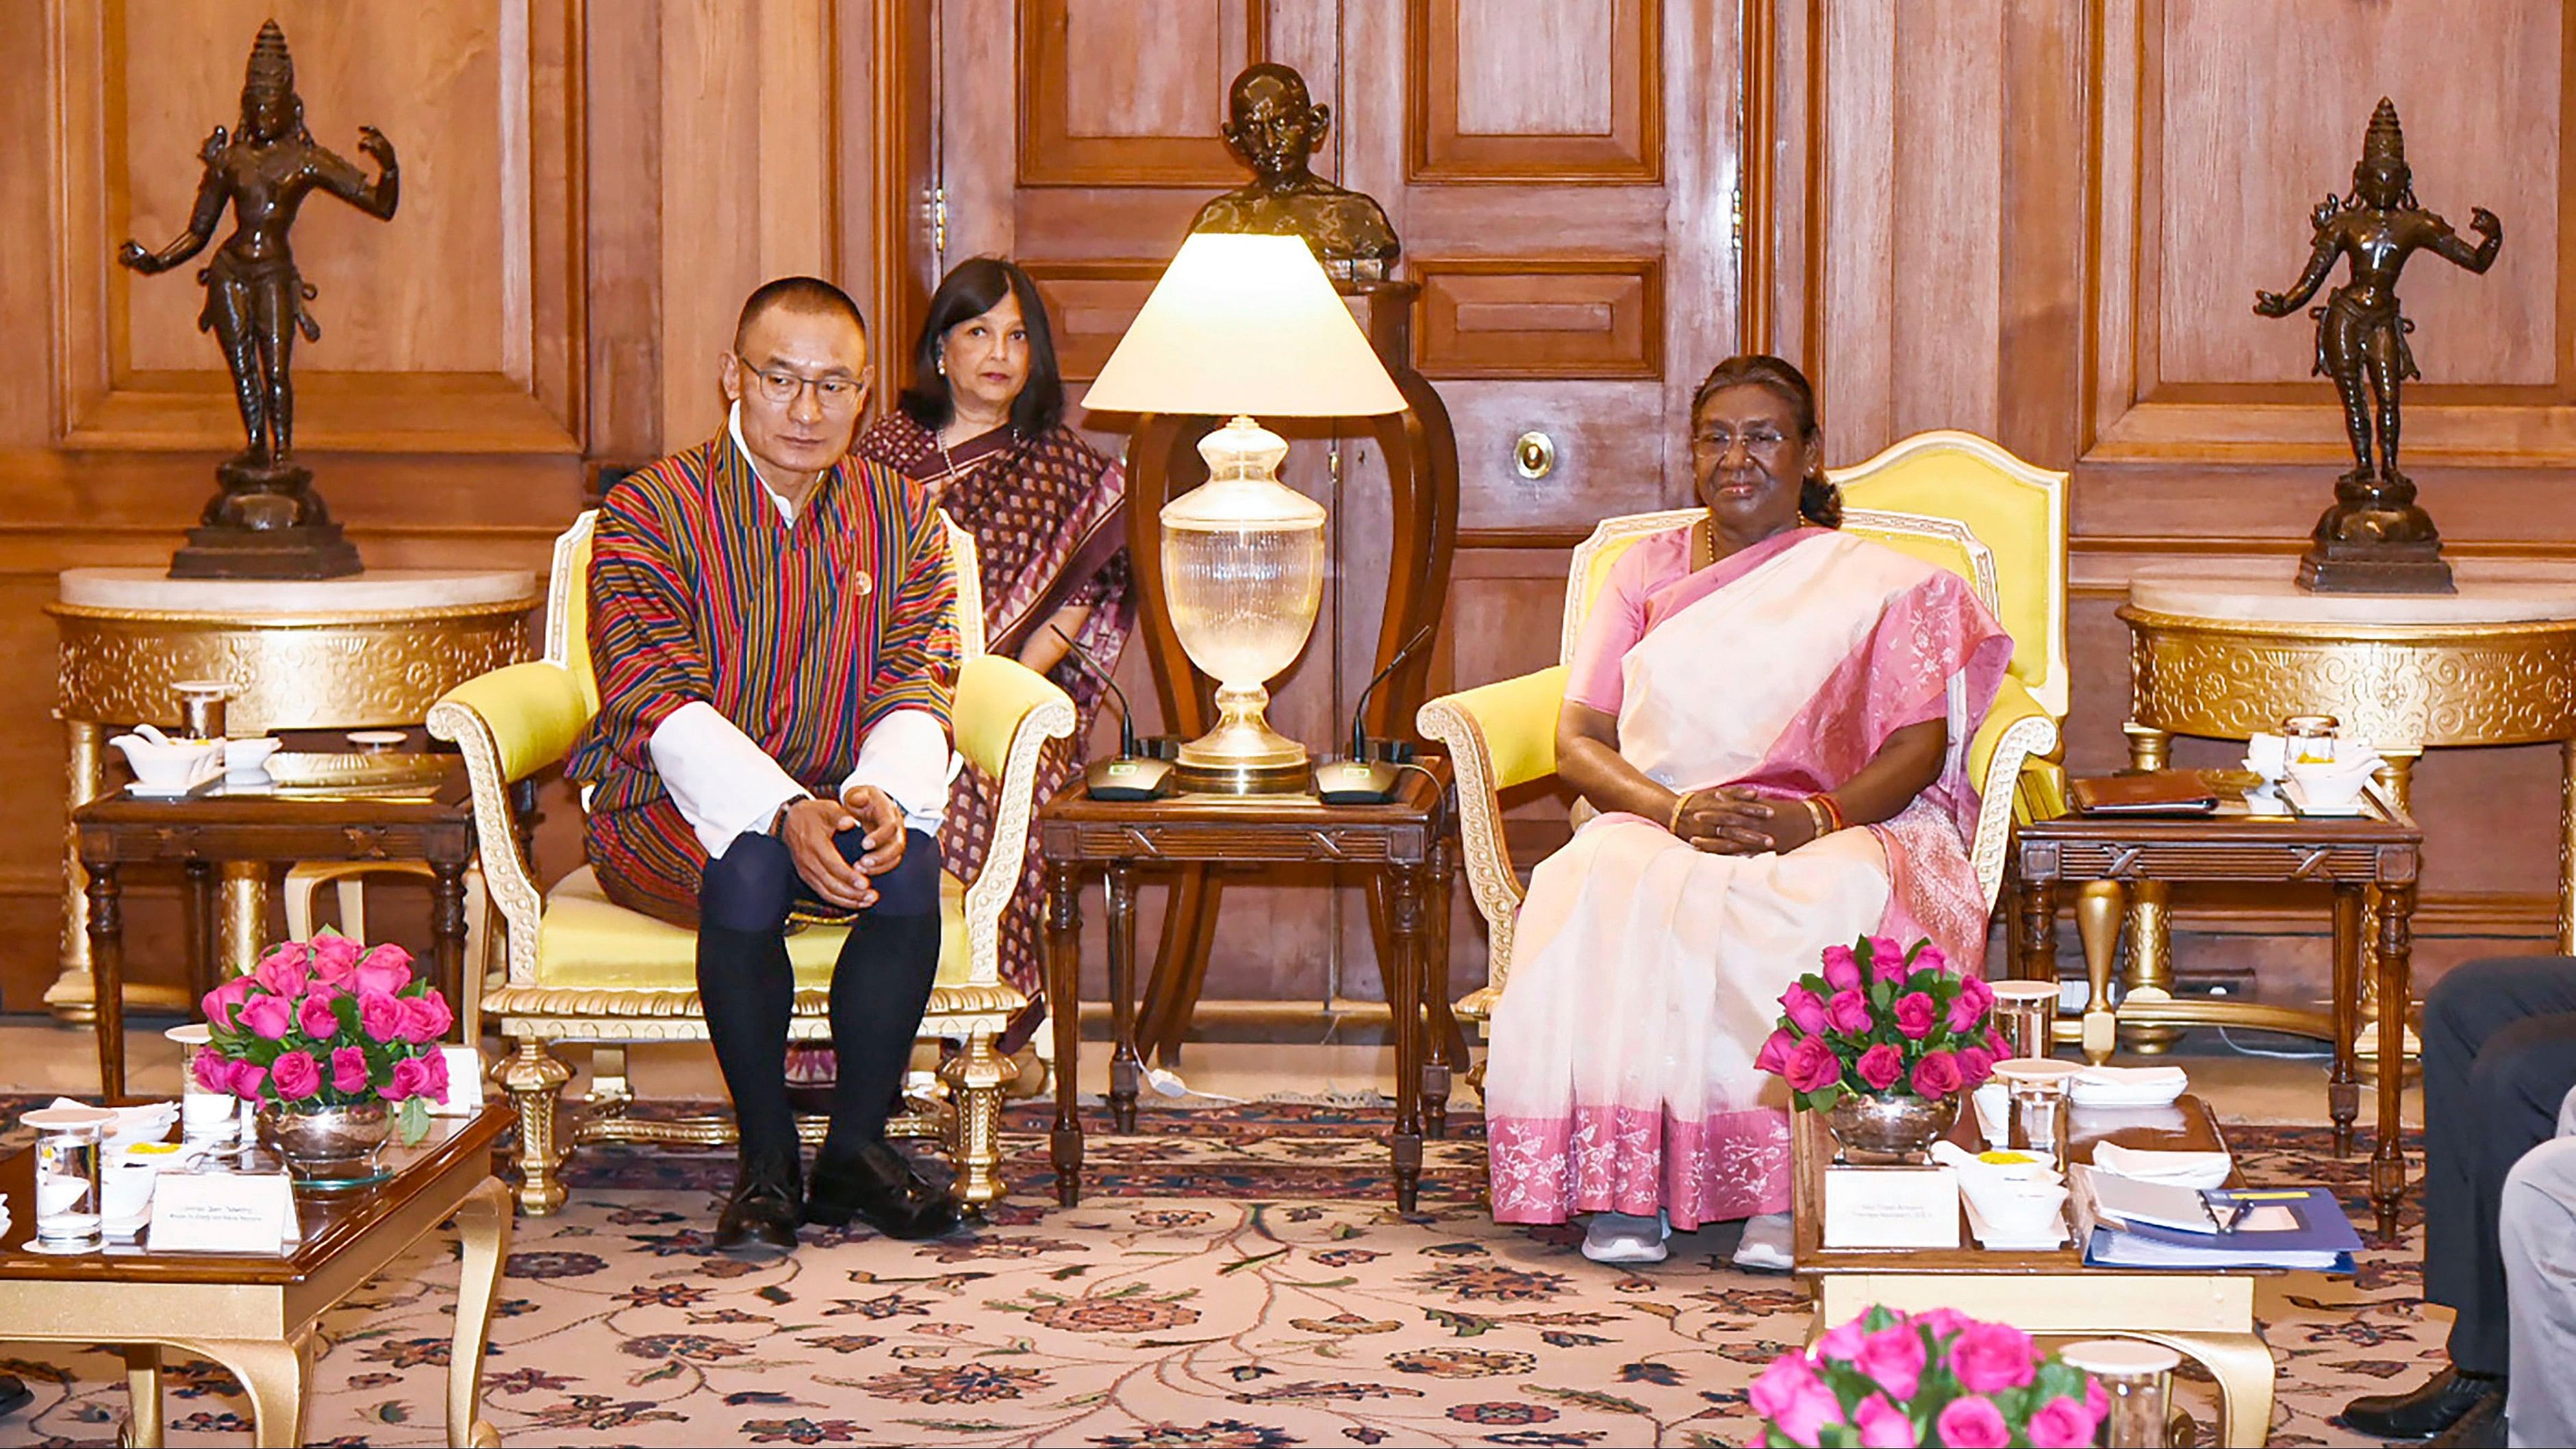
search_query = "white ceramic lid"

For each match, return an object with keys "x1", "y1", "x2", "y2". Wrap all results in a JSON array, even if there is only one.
[
  {"x1": 2058, "y1": 1339, "x2": 2182, "y2": 1375},
  {"x1": 24, "y1": 1106, "x2": 117, "y2": 1131}
]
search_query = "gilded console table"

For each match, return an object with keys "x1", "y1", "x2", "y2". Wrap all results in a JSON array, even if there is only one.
[
  {"x1": 49, "y1": 568, "x2": 535, "y2": 1020},
  {"x1": 2117, "y1": 560, "x2": 2576, "y2": 1044}
]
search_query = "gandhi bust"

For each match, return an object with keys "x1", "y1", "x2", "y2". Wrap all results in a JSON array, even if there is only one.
[{"x1": 1191, "y1": 63, "x2": 1398, "y2": 280}]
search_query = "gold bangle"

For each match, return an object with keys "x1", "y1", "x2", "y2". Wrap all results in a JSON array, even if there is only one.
[
  {"x1": 1667, "y1": 792, "x2": 1690, "y2": 835},
  {"x1": 1802, "y1": 796, "x2": 1831, "y2": 839}
]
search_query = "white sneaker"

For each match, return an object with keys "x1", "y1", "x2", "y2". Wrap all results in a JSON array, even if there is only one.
[
  {"x1": 1732, "y1": 1211, "x2": 1794, "y2": 1272},
  {"x1": 1580, "y1": 1210, "x2": 1671, "y2": 1265}
]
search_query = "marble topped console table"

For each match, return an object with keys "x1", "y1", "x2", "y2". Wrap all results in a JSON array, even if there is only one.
[
  {"x1": 49, "y1": 568, "x2": 537, "y2": 1022},
  {"x1": 2114, "y1": 559, "x2": 2576, "y2": 1046}
]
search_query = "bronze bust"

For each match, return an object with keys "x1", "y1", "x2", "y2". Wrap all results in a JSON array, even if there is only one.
[
  {"x1": 1191, "y1": 63, "x2": 1398, "y2": 281},
  {"x1": 2254, "y1": 98, "x2": 2500, "y2": 594},
  {"x1": 117, "y1": 19, "x2": 398, "y2": 579}
]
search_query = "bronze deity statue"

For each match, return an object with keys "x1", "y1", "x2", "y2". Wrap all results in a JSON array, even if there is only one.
[
  {"x1": 2254, "y1": 97, "x2": 2501, "y2": 594},
  {"x1": 118, "y1": 19, "x2": 398, "y2": 579},
  {"x1": 1191, "y1": 63, "x2": 1398, "y2": 281}
]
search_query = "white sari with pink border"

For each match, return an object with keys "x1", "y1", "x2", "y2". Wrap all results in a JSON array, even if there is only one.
[{"x1": 1485, "y1": 528, "x2": 2011, "y2": 1228}]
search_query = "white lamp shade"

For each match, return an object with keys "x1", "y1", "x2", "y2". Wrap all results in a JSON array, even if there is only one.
[{"x1": 1081, "y1": 232, "x2": 1405, "y2": 418}]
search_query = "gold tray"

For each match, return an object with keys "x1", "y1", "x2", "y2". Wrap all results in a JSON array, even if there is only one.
[{"x1": 260, "y1": 752, "x2": 449, "y2": 789}]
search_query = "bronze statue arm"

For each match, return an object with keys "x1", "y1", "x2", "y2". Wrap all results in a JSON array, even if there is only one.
[
  {"x1": 2254, "y1": 229, "x2": 2340, "y2": 317},
  {"x1": 116, "y1": 131, "x2": 228, "y2": 275},
  {"x1": 311, "y1": 127, "x2": 399, "y2": 220},
  {"x1": 2423, "y1": 206, "x2": 2503, "y2": 273}
]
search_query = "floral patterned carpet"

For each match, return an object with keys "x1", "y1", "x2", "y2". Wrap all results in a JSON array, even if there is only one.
[{"x1": 1, "y1": 1100, "x2": 2436, "y2": 1447}]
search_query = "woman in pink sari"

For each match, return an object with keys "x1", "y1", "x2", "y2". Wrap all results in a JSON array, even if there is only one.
[{"x1": 1483, "y1": 355, "x2": 2012, "y2": 1268}]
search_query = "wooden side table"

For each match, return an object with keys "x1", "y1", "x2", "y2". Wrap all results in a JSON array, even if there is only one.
[
  {"x1": 2013, "y1": 779, "x2": 2422, "y2": 1239},
  {"x1": 0, "y1": 1104, "x2": 512, "y2": 1448},
  {"x1": 1039, "y1": 762, "x2": 1454, "y2": 1212},
  {"x1": 73, "y1": 762, "x2": 479, "y2": 1099}
]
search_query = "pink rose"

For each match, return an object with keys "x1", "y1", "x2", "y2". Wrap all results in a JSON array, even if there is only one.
[
  {"x1": 1914, "y1": 944, "x2": 1951, "y2": 976},
  {"x1": 1820, "y1": 944, "x2": 1863, "y2": 991},
  {"x1": 2025, "y1": 1395, "x2": 2099, "y2": 1449},
  {"x1": 268, "y1": 1049, "x2": 321, "y2": 1102},
  {"x1": 225, "y1": 1058, "x2": 268, "y2": 1102},
  {"x1": 1948, "y1": 974, "x2": 1996, "y2": 1035},
  {"x1": 1855, "y1": 1322, "x2": 1928, "y2": 1401},
  {"x1": 1984, "y1": 1025, "x2": 2010, "y2": 1059},
  {"x1": 1958, "y1": 1046, "x2": 1997, "y2": 1086},
  {"x1": 399, "y1": 991, "x2": 453, "y2": 1044},
  {"x1": 1780, "y1": 985, "x2": 1830, "y2": 1037},
  {"x1": 357, "y1": 990, "x2": 405, "y2": 1044},
  {"x1": 202, "y1": 975, "x2": 255, "y2": 1030},
  {"x1": 1813, "y1": 1315, "x2": 1869, "y2": 1363},
  {"x1": 1754, "y1": 1028, "x2": 1796, "y2": 1076},
  {"x1": 1855, "y1": 1043, "x2": 1904, "y2": 1092},
  {"x1": 2084, "y1": 1376, "x2": 2109, "y2": 1420},
  {"x1": 1912, "y1": 1307, "x2": 1972, "y2": 1344},
  {"x1": 1826, "y1": 989, "x2": 1874, "y2": 1036},
  {"x1": 418, "y1": 1045, "x2": 452, "y2": 1103},
  {"x1": 331, "y1": 1046, "x2": 371, "y2": 1095},
  {"x1": 1932, "y1": 1395, "x2": 2010, "y2": 1449},
  {"x1": 353, "y1": 943, "x2": 414, "y2": 998},
  {"x1": 1910, "y1": 1050, "x2": 1965, "y2": 1100},
  {"x1": 309, "y1": 933, "x2": 363, "y2": 979},
  {"x1": 1946, "y1": 1320, "x2": 2037, "y2": 1394},
  {"x1": 382, "y1": 1054, "x2": 433, "y2": 1102},
  {"x1": 1748, "y1": 1356, "x2": 1843, "y2": 1447},
  {"x1": 1867, "y1": 935, "x2": 1907, "y2": 977},
  {"x1": 1892, "y1": 992, "x2": 1937, "y2": 1040},
  {"x1": 1853, "y1": 1392, "x2": 1919, "y2": 1449},
  {"x1": 191, "y1": 1048, "x2": 233, "y2": 1094},
  {"x1": 1784, "y1": 1035, "x2": 1843, "y2": 1094},
  {"x1": 297, "y1": 992, "x2": 342, "y2": 1042},
  {"x1": 251, "y1": 950, "x2": 309, "y2": 1000},
  {"x1": 240, "y1": 994, "x2": 294, "y2": 1042}
]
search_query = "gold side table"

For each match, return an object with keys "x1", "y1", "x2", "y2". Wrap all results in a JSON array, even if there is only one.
[
  {"x1": 50, "y1": 568, "x2": 536, "y2": 1021},
  {"x1": 2117, "y1": 560, "x2": 2576, "y2": 1048}
]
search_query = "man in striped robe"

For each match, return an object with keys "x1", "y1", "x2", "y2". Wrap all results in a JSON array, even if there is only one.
[{"x1": 568, "y1": 277, "x2": 963, "y2": 1256}]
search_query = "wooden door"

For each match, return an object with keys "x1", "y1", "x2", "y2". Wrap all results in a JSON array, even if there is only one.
[{"x1": 923, "y1": 0, "x2": 1743, "y2": 1021}]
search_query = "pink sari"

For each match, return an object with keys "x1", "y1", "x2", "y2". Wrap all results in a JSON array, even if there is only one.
[{"x1": 1484, "y1": 527, "x2": 2012, "y2": 1228}]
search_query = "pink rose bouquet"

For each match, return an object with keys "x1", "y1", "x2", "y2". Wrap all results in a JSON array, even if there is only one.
[
  {"x1": 1756, "y1": 935, "x2": 1999, "y2": 1112},
  {"x1": 1752, "y1": 1306, "x2": 2108, "y2": 1448},
  {"x1": 201, "y1": 935, "x2": 452, "y2": 1143}
]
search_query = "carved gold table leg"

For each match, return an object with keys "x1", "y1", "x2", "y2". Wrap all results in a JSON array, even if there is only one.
[
  {"x1": 177, "y1": 1336, "x2": 310, "y2": 1448},
  {"x1": 2118, "y1": 726, "x2": 2182, "y2": 1053},
  {"x1": 449, "y1": 1177, "x2": 512, "y2": 1448},
  {"x1": 2075, "y1": 881, "x2": 2124, "y2": 1064},
  {"x1": 48, "y1": 720, "x2": 105, "y2": 1022},
  {"x1": 122, "y1": 1344, "x2": 162, "y2": 1449},
  {"x1": 220, "y1": 861, "x2": 268, "y2": 979}
]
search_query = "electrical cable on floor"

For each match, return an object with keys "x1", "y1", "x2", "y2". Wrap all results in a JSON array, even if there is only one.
[{"x1": 2215, "y1": 1026, "x2": 2334, "y2": 1060}]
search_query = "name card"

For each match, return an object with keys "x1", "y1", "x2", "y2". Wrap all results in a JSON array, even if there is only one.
[
  {"x1": 149, "y1": 1172, "x2": 298, "y2": 1255},
  {"x1": 1823, "y1": 1166, "x2": 1961, "y2": 1250},
  {"x1": 429, "y1": 1045, "x2": 486, "y2": 1117}
]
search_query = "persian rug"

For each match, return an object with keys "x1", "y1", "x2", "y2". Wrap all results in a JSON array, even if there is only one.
[{"x1": 0, "y1": 1101, "x2": 2434, "y2": 1447}]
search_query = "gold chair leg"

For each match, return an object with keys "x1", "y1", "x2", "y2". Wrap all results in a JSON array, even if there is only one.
[
  {"x1": 939, "y1": 1029, "x2": 1015, "y2": 1211},
  {"x1": 498, "y1": 1040, "x2": 571, "y2": 1215}
]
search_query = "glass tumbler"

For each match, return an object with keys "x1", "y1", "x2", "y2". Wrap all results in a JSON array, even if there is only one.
[
  {"x1": 1990, "y1": 981, "x2": 2062, "y2": 1060},
  {"x1": 2060, "y1": 1338, "x2": 2181, "y2": 1446},
  {"x1": 167, "y1": 1022, "x2": 236, "y2": 1142},
  {"x1": 27, "y1": 1106, "x2": 114, "y2": 1249}
]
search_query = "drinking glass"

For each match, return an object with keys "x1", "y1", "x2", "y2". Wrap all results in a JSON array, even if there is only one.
[
  {"x1": 1995, "y1": 1058, "x2": 2078, "y2": 1161},
  {"x1": 1989, "y1": 981, "x2": 2061, "y2": 1060},
  {"x1": 27, "y1": 1107, "x2": 113, "y2": 1250},
  {"x1": 2060, "y1": 1339, "x2": 2180, "y2": 1447},
  {"x1": 167, "y1": 1023, "x2": 236, "y2": 1141}
]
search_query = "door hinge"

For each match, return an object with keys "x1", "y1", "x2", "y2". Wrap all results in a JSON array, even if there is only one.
[
  {"x1": 931, "y1": 187, "x2": 948, "y2": 260},
  {"x1": 1730, "y1": 185, "x2": 1745, "y2": 255}
]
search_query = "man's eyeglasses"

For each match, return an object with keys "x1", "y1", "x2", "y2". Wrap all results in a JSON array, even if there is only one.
[{"x1": 735, "y1": 355, "x2": 865, "y2": 410}]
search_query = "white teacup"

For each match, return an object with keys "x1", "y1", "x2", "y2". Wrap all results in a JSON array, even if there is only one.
[{"x1": 223, "y1": 735, "x2": 281, "y2": 779}]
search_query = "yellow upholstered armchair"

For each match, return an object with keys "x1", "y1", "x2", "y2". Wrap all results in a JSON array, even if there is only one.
[
  {"x1": 428, "y1": 510, "x2": 1076, "y2": 1215},
  {"x1": 1417, "y1": 429, "x2": 2069, "y2": 1057}
]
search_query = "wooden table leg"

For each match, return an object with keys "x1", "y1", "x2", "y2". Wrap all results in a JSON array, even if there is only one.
[
  {"x1": 2075, "y1": 881, "x2": 2124, "y2": 1065},
  {"x1": 2017, "y1": 872, "x2": 2055, "y2": 985},
  {"x1": 1387, "y1": 862, "x2": 1427, "y2": 1214},
  {"x1": 1044, "y1": 861, "x2": 1085, "y2": 1207},
  {"x1": 429, "y1": 855, "x2": 470, "y2": 1027},
  {"x1": 2329, "y1": 883, "x2": 2364, "y2": 1157},
  {"x1": 448, "y1": 1177, "x2": 512, "y2": 1448},
  {"x1": 84, "y1": 856, "x2": 125, "y2": 1100},
  {"x1": 2373, "y1": 881, "x2": 2416, "y2": 1242},
  {"x1": 1105, "y1": 864, "x2": 1141, "y2": 1135},
  {"x1": 1422, "y1": 839, "x2": 1460, "y2": 1140},
  {"x1": 181, "y1": 861, "x2": 217, "y2": 1009},
  {"x1": 123, "y1": 1344, "x2": 162, "y2": 1448}
]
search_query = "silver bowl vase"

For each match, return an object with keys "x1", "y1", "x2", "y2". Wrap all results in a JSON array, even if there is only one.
[
  {"x1": 1825, "y1": 1092, "x2": 1960, "y2": 1165},
  {"x1": 256, "y1": 1100, "x2": 394, "y2": 1189}
]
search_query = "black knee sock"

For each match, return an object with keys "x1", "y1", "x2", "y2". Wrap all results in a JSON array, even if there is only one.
[
  {"x1": 697, "y1": 834, "x2": 804, "y2": 1168},
  {"x1": 822, "y1": 831, "x2": 944, "y2": 1157}
]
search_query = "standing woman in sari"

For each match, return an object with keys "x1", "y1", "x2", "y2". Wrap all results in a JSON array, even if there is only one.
[
  {"x1": 856, "y1": 257, "x2": 1135, "y2": 1063},
  {"x1": 1483, "y1": 355, "x2": 2013, "y2": 1268}
]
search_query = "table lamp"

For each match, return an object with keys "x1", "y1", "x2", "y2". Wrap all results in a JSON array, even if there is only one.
[{"x1": 1083, "y1": 231, "x2": 1405, "y2": 793}]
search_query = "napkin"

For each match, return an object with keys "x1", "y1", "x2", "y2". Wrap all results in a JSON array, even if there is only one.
[
  {"x1": 48, "y1": 1097, "x2": 179, "y2": 1145},
  {"x1": 2092, "y1": 1141, "x2": 2232, "y2": 1190},
  {"x1": 1972, "y1": 1083, "x2": 2010, "y2": 1148},
  {"x1": 2069, "y1": 1066, "x2": 2188, "y2": 1109}
]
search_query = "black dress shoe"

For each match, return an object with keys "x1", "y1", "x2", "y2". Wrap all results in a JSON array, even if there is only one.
[
  {"x1": 0, "y1": 1374, "x2": 29, "y2": 1417},
  {"x1": 713, "y1": 1155, "x2": 803, "y2": 1261},
  {"x1": 2428, "y1": 1387, "x2": 2508, "y2": 1449},
  {"x1": 805, "y1": 1139, "x2": 963, "y2": 1239},
  {"x1": 2342, "y1": 1368, "x2": 2505, "y2": 1440}
]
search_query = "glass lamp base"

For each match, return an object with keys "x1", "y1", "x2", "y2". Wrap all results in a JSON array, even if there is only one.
[{"x1": 1174, "y1": 683, "x2": 1311, "y2": 794}]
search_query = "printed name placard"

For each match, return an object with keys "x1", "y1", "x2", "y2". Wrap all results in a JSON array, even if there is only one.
[
  {"x1": 149, "y1": 1172, "x2": 297, "y2": 1254},
  {"x1": 429, "y1": 1045, "x2": 486, "y2": 1117},
  {"x1": 1823, "y1": 1166, "x2": 1961, "y2": 1250}
]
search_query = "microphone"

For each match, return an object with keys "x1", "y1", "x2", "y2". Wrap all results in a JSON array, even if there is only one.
[
  {"x1": 1317, "y1": 625, "x2": 1436, "y2": 805},
  {"x1": 1348, "y1": 625, "x2": 1436, "y2": 763},
  {"x1": 1051, "y1": 625, "x2": 1172, "y2": 801}
]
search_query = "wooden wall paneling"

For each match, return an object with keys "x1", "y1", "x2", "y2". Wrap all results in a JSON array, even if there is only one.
[
  {"x1": 1017, "y1": 260, "x2": 1164, "y2": 381},
  {"x1": 53, "y1": 0, "x2": 584, "y2": 456},
  {"x1": 1017, "y1": 0, "x2": 1266, "y2": 187},
  {"x1": 1406, "y1": 0, "x2": 1663, "y2": 182},
  {"x1": 1413, "y1": 257, "x2": 1663, "y2": 379},
  {"x1": 582, "y1": 0, "x2": 661, "y2": 462}
]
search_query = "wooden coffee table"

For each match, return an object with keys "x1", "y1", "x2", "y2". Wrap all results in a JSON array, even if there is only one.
[
  {"x1": 1791, "y1": 1096, "x2": 2280, "y2": 1448},
  {"x1": 0, "y1": 1102, "x2": 514, "y2": 1447}
]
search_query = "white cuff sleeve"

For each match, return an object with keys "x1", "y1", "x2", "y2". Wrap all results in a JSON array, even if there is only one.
[
  {"x1": 838, "y1": 708, "x2": 957, "y2": 835},
  {"x1": 648, "y1": 701, "x2": 808, "y2": 859}
]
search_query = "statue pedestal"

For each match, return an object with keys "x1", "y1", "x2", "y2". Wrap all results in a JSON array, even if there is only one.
[
  {"x1": 47, "y1": 567, "x2": 538, "y2": 1021},
  {"x1": 171, "y1": 459, "x2": 363, "y2": 580}
]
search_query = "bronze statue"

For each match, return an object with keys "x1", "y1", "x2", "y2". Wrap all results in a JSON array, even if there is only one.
[
  {"x1": 1191, "y1": 63, "x2": 1399, "y2": 281},
  {"x1": 117, "y1": 19, "x2": 397, "y2": 579},
  {"x1": 2255, "y1": 98, "x2": 2500, "y2": 594}
]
